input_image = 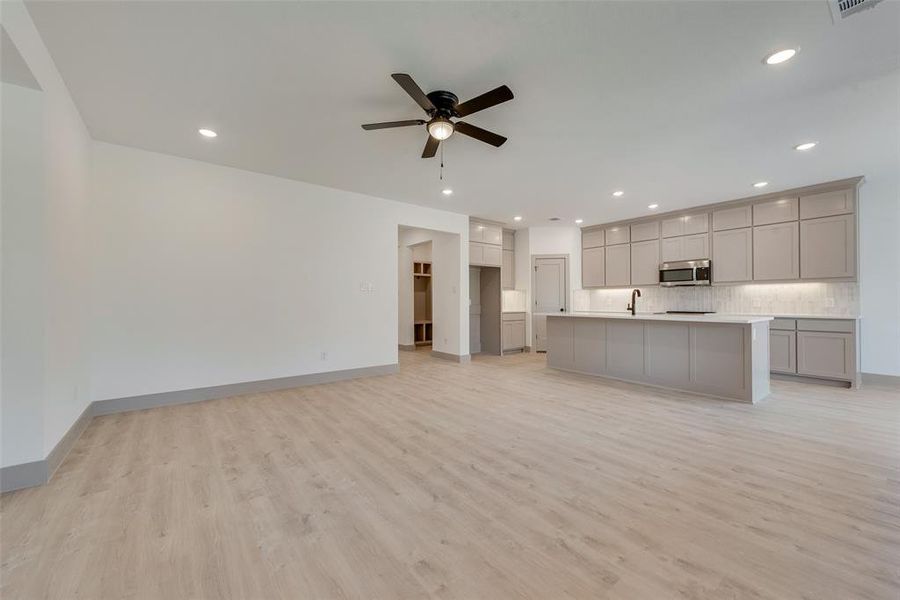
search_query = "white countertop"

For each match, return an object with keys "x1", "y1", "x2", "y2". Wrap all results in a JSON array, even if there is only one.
[{"x1": 546, "y1": 311, "x2": 773, "y2": 324}]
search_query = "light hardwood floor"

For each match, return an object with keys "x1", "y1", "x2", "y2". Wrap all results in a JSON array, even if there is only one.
[{"x1": 2, "y1": 350, "x2": 899, "y2": 599}]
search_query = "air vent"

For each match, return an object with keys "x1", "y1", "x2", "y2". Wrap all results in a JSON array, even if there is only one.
[
  {"x1": 549, "y1": 217, "x2": 561, "y2": 222},
  {"x1": 829, "y1": 0, "x2": 885, "y2": 21}
]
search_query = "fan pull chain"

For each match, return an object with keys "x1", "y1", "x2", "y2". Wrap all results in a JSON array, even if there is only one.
[{"x1": 440, "y1": 144, "x2": 444, "y2": 181}]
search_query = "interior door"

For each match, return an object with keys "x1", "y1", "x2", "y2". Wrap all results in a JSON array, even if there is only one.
[
  {"x1": 469, "y1": 267, "x2": 481, "y2": 354},
  {"x1": 533, "y1": 257, "x2": 567, "y2": 352}
]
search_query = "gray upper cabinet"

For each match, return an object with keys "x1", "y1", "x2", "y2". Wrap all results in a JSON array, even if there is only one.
[
  {"x1": 682, "y1": 213, "x2": 708, "y2": 235},
  {"x1": 482, "y1": 225, "x2": 502, "y2": 246},
  {"x1": 605, "y1": 226, "x2": 630, "y2": 245},
  {"x1": 582, "y1": 246, "x2": 605, "y2": 288},
  {"x1": 753, "y1": 197, "x2": 799, "y2": 225},
  {"x1": 630, "y1": 239, "x2": 660, "y2": 285},
  {"x1": 469, "y1": 221, "x2": 484, "y2": 243},
  {"x1": 502, "y1": 230, "x2": 515, "y2": 251},
  {"x1": 712, "y1": 228, "x2": 752, "y2": 282},
  {"x1": 753, "y1": 221, "x2": 799, "y2": 280},
  {"x1": 630, "y1": 221, "x2": 659, "y2": 242},
  {"x1": 579, "y1": 180, "x2": 859, "y2": 288},
  {"x1": 502, "y1": 249, "x2": 515, "y2": 289},
  {"x1": 662, "y1": 233, "x2": 709, "y2": 262},
  {"x1": 800, "y1": 189, "x2": 855, "y2": 220},
  {"x1": 800, "y1": 214, "x2": 855, "y2": 279},
  {"x1": 713, "y1": 205, "x2": 752, "y2": 231},
  {"x1": 605, "y1": 244, "x2": 631, "y2": 287},
  {"x1": 662, "y1": 214, "x2": 708, "y2": 238},
  {"x1": 582, "y1": 229, "x2": 605, "y2": 249}
]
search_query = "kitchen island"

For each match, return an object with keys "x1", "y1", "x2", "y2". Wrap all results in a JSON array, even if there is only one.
[{"x1": 546, "y1": 312, "x2": 773, "y2": 403}]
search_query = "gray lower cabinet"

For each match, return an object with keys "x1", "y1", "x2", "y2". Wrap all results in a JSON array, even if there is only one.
[
  {"x1": 797, "y1": 331, "x2": 853, "y2": 380},
  {"x1": 502, "y1": 313, "x2": 526, "y2": 352},
  {"x1": 630, "y1": 239, "x2": 660, "y2": 285},
  {"x1": 582, "y1": 246, "x2": 605, "y2": 288},
  {"x1": 712, "y1": 227, "x2": 752, "y2": 282},
  {"x1": 605, "y1": 244, "x2": 631, "y2": 287},
  {"x1": 800, "y1": 214, "x2": 855, "y2": 279},
  {"x1": 753, "y1": 221, "x2": 799, "y2": 280},
  {"x1": 501, "y1": 249, "x2": 515, "y2": 289},
  {"x1": 769, "y1": 329, "x2": 797, "y2": 374}
]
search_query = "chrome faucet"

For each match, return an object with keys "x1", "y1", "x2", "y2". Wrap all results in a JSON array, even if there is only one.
[{"x1": 627, "y1": 288, "x2": 642, "y2": 316}]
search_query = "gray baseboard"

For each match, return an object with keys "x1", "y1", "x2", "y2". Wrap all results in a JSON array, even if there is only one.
[
  {"x1": 46, "y1": 401, "x2": 94, "y2": 477},
  {"x1": 398, "y1": 344, "x2": 417, "y2": 352},
  {"x1": 93, "y1": 363, "x2": 397, "y2": 416},
  {"x1": 0, "y1": 460, "x2": 48, "y2": 494},
  {"x1": 430, "y1": 350, "x2": 471, "y2": 363},
  {"x1": 861, "y1": 372, "x2": 900, "y2": 387},
  {"x1": 1, "y1": 363, "x2": 398, "y2": 493}
]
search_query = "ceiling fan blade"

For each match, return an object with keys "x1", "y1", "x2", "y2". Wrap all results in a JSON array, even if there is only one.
[
  {"x1": 455, "y1": 85, "x2": 514, "y2": 117},
  {"x1": 454, "y1": 121, "x2": 507, "y2": 147},
  {"x1": 361, "y1": 119, "x2": 425, "y2": 130},
  {"x1": 391, "y1": 73, "x2": 436, "y2": 113},
  {"x1": 422, "y1": 135, "x2": 440, "y2": 158}
]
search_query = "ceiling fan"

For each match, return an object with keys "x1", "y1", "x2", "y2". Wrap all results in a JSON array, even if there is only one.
[{"x1": 362, "y1": 73, "x2": 514, "y2": 158}]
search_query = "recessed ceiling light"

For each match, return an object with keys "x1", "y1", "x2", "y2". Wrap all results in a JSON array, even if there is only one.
[
  {"x1": 513, "y1": 216, "x2": 523, "y2": 221},
  {"x1": 441, "y1": 188, "x2": 453, "y2": 196},
  {"x1": 794, "y1": 142, "x2": 817, "y2": 151},
  {"x1": 575, "y1": 219, "x2": 584, "y2": 224},
  {"x1": 612, "y1": 190, "x2": 625, "y2": 197},
  {"x1": 647, "y1": 204, "x2": 659, "y2": 210},
  {"x1": 753, "y1": 181, "x2": 769, "y2": 188},
  {"x1": 198, "y1": 128, "x2": 217, "y2": 138},
  {"x1": 764, "y1": 48, "x2": 797, "y2": 65}
]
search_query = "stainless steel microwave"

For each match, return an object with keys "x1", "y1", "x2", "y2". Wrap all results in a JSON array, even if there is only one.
[{"x1": 659, "y1": 259, "x2": 711, "y2": 287}]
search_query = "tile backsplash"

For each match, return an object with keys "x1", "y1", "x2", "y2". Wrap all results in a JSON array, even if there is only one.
[{"x1": 574, "y1": 282, "x2": 859, "y2": 316}]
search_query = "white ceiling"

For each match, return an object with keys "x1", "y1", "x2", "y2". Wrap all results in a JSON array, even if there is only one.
[{"x1": 25, "y1": 1, "x2": 900, "y2": 227}]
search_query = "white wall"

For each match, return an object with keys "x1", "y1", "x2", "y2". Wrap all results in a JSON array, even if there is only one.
[
  {"x1": 1, "y1": 1, "x2": 93, "y2": 467},
  {"x1": 858, "y1": 173, "x2": 900, "y2": 376},
  {"x1": 90, "y1": 143, "x2": 468, "y2": 401}
]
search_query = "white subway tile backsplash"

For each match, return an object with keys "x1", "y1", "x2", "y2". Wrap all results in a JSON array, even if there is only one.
[{"x1": 575, "y1": 283, "x2": 858, "y2": 316}]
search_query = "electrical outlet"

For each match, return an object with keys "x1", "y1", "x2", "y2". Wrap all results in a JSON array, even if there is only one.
[{"x1": 320, "y1": 351, "x2": 328, "y2": 360}]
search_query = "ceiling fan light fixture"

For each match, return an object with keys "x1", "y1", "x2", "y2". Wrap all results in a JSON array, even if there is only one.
[{"x1": 427, "y1": 117, "x2": 454, "y2": 141}]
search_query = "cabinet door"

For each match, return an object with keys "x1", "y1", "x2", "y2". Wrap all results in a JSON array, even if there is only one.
[
  {"x1": 712, "y1": 228, "x2": 752, "y2": 282},
  {"x1": 797, "y1": 331, "x2": 853, "y2": 380},
  {"x1": 682, "y1": 213, "x2": 709, "y2": 235},
  {"x1": 713, "y1": 205, "x2": 752, "y2": 231},
  {"x1": 605, "y1": 244, "x2": 631, "y2": 287},
  {"x1": 630, "y1": 239, "x2": 660, "y2": 285},
  {"x1": 469, "y1": 242, "x2": 483, "y2": 265},
  {"x1": 753, "y1": 197, "x2": 798, "y2": 225},
  {"x1": 800, "y1": 214, "x2": 855, "y2": 279},
  {"x1": 582, "y1": 229, "x2": 605, "y2": 249},
  {"x1": 502, "y1": 321, "x2": 515, "y2": 350},
  {"x1": 800, "y1": 189, "x2": 855, "y2": 219},
  {"x1": 502, "y1": 249, "x2": 515, "y2": 289},
  {"x1": 482, "y1": 245, "x2": 502, "y2": 267},
  {"x1": 582, "y1": 246, "x2": 605, "y2": 288},
  {"x1": 469, "y1": 222, "x2": 485, "y2": 242},
  {"x1": 483, "y1": 225, "x2": 503, "y2": 246},
  {"x1": 504, "y1": 320, "x2": 526, "y2": 350},
  {"x1": 630, "y1": 221, "x2": 659, "y2": 242},
  {"x1": 661, "y1": 237, "x2": 683, "y2": 262},
  {"x1": 769, "y1": 330, "x2": 797, "y2": 374},
  {"x1": 605, "y1": 226, "x2": 630, "y2": 245},
  {"x1": 661, "y1": 217, "x2": 684, "y2": 238},
  {"x1": 753, "y1": 221, "x2": 799, "y2": 280},
  {"x1": 682, "y1": 233, "x2": 709, "y2": 260}
]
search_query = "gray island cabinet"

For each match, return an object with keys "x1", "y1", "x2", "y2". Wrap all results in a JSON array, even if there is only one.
[{"x1": 546, "y1": 313, "x2": 772, "y2": 403}]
